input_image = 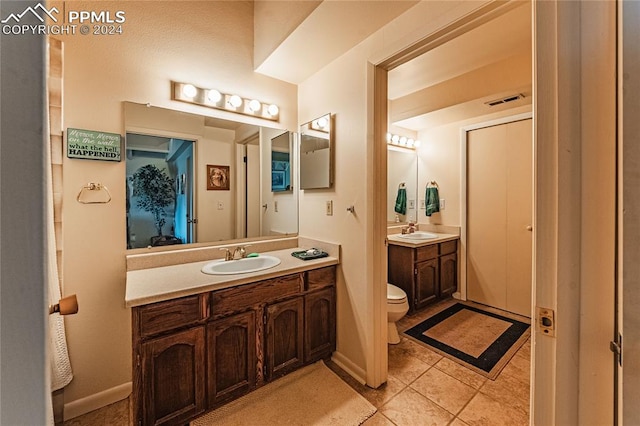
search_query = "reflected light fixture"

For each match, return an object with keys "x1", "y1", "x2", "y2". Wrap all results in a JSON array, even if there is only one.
[
  {"x1": 387, "y1": 132, "x2": 419, "y2": 150},
  {"x1": 172, "y1": 81, "x2": 280, "y2": 122}
]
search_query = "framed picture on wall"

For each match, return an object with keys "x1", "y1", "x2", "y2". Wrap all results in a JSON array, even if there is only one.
[
  {"x1": 272, "y1": 170, "x2": 286, "y2": 191},
  {"x1": 207, "y1": 165, "x2": 230, "y2": 190}
]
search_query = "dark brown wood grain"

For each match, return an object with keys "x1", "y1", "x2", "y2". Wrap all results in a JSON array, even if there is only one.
[
  {"x1": 138, "y1": 294, "x2": 206, "y2": 338},
  {"x1": 266, "y1": 297, "x2": 304, "y2": 380},
  {"x1": 304, "y1": 287, "x2": 336, "y2": 363},
  {"x1": 306, "y1": 266, "x2": 336, "y2": 291}
]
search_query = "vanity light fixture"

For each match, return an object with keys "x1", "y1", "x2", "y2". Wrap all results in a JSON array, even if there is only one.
[
  {"x1": 182, "y1": 84, "x2": 198, "y2": 99},
  {"x1": 387, "y1": 132, "x2": 419, "y2": 150},
  {"x1": 172, "y1": 81, "x2": 280, "y2": 122}
]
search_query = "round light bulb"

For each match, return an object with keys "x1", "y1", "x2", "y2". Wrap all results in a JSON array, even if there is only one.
[
  {"x1": 399, "y1": 136, "x2": 407, "y2": 145},
  {"x1": 248, "y1": 99, "x2": 261, "y2": 112},
  {"x1": 267, "y1": 104, "x2": 279, "y2": 116},
  {"x1": 407, "y1": 139, "x2": 415, "y2": 147},
  {"x1": 386, "y1": 132, "x2": 392, "y2": 141},
  {"x1": 182, "y1": 84, "x2": 197, "y2": 98},
  {"x1": 207, "y1": 89, "x2": 222, "y2": 103},
  {"x1": 229, "y1": 95, "x2": 242, "y2": 108},
  {"x1": 391, "y1": 134, "x2": 400, "y2": 144},
  {"x1": 317, "y1": 117, "x2": 328, "y2": 129}
]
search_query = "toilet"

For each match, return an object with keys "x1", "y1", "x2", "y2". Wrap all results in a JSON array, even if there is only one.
[{"x1": 387, "y1": 283, "x2": 409, "y2": 344}]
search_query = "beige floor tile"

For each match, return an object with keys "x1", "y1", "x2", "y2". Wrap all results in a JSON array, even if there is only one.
[
  {"x1": 359, "y1": 374, "x2": 407, "y2": 408},
  {"x1": 388, "y1": 348, "x2": 432, "y2": 385},
  {"x1": 106, "y1": 398, "x2": 130, "y2": 426},
  {"x1": 433, "y1": 357, "x2": 487, "y2": 390},
  {"x1": 380, "y1": 387, "x2": 454, "y2": 426},
  {"x1": 514, "y1": 339, "x2": 531, "y2": 360},
  {"x1": 480, "y1": 371, "x2": 530, "y2": 414},
  {"x1": 458, "y1": 392, "x2": 529, "y2": 426},
  {"x1": 499, "y1": 353, "x2": 531, "y2": 385},
  {"x1": 362, "y1": 411, "x2": 396, "y2": 426},
  {"x1": 450, "y1": 418, "x2": 471, "y2": 426},
  {"x1": 396, "y1": 337, "x2": 443, "y2": 366},
  {"x1": 410, "y1": 368, "x2": 477, "y2": 415},
  {"x1": 63, "y1": 407, "x2": 105, "y2": 426}
]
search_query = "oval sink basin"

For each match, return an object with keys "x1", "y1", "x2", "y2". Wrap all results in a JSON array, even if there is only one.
[
  {"x1": 397, "y1": 231, "x2": 438, "y2": 240},
  {"x1": 201, "y1": 255, "x2": 281, "y2": 275}
]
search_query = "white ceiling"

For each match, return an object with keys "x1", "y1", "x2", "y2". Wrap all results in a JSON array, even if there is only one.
[
  {"x1": 256, "y1": 1, "x2": 532, "y2": 131},
  {"x1": 388, "y1": 3, "x2": 532, "y2": 100}
]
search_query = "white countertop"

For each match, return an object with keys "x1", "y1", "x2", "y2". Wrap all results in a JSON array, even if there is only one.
[
  {"x1": 125, "y1": 247, "x2": 339, "y2": 308},
  {"x1": 387, "y1": 232, "x2": 459, "y2": 248}
]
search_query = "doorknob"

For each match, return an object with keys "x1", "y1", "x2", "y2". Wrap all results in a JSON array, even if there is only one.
[
  {"x1": 526, "y1": 225, "x2": 533, "y2": 231},
  {"x1": 187, "y1": 218, "x2": 198, "y2": 224}
]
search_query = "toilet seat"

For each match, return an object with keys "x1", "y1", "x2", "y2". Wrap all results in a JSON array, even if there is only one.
[{"x1": 387, "y1": 284, "x2": 407, "y2": 304}]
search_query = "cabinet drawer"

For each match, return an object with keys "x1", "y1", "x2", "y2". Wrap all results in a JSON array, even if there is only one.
[
  {"x1": 212, "y1": 274, "x2": 302, "y2": 319},
  {"x1": 415, "y1": 244, "x2": 438, "y2": 262},
  {"x1": 440, "y1": 240, "x2": 458, "y2": 255},
  {"x1": 306, "y1": 266, "x2": 336, "y2": 291},
  {"x1": 138, "y1": 295, "x2": 206, "y2": 338}
]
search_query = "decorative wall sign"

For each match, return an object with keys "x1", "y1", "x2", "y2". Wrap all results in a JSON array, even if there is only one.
[
  {"x1": 66, "y1": 128, "x2": 121, "y2": 161},
  {"x1": 207, "y1": 165, "x2": 230, "y2": 190}
]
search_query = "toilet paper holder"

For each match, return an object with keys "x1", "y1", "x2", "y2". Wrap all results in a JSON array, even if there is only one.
[{"x1": 49, "y1": 294, "x2": 79, "y2": 316}]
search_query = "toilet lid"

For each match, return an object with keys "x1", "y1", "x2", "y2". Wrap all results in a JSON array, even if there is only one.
[{"x1": 387, "y1": 284, "x2": 407, "y2": 301}]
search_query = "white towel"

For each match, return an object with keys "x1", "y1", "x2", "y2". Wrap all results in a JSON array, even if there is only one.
[{"x1": 45, "y1": 77, "x2": 73, "y2": 392}]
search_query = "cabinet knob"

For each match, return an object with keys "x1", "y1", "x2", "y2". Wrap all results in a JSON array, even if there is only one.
[{"x1": 526, "y1": 225, "x2": 533, "y2": 231}]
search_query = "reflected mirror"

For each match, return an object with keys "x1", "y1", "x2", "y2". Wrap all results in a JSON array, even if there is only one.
[
  {"x1": 124, "y1": 102, "x2": 298, "y2": 249},
  {"x1": 271, "y1": 132, "x2": 292, "y2": 192},
  {"x1": 387, "y1": 145, "x2": 418, "y2": 223},
  {"x1": 300, "y1": 113, "x2": 333, "y2": 189}
]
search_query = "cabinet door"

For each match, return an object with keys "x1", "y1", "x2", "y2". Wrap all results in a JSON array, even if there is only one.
[
  {"x1": 439, "y1": 253, "x2": 457, "y2": 297},
  {"x1": 266, "y1": 297, "x2": 304, "y2": 380},
  {"x1": 415, "y1": 259, "x2": 439, "y2": 309},
  {"x1": 304, "y1": 288, "x2": 336, "y2": 363},
  {"x1": 141, "y1": 327, "x2": 205, "y2": 426},
  {"x1": 207, "y1": 310, "x2": 257, "y2": 407}
]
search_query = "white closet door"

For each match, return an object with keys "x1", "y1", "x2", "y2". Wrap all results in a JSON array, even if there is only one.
[{"x1": 467, "y1": 119, "x2": 532, "y2": 317}]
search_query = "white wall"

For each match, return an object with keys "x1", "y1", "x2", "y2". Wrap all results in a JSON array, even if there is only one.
[
  {"x1": 387, "y1": 148, "x2": 417, "y2": 222},
  {"x1": 56, "y1": 1, "x2": 297, "y2": 415},
  {"x1": 197, "y1": 127, "x2": 235, "y2": 242},
  {"x1": 298, "y1": 0, "x2": 490, "y2": 383},
  {"x1": 415, "y1": 105, "x2": 531, "y2": 227}
]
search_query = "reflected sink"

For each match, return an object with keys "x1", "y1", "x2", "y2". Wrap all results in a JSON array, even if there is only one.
[
  {"x1": 201, "y1": 255, "x2": 281, "y2": 275},
  {"x1": 396, "y1": 231, "x2": 438, "y2": 240}
]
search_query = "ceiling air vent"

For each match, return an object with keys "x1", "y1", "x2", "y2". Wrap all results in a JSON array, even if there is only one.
[{"x1": 485, "y1": 93, "x2": 525, "y2": 107}]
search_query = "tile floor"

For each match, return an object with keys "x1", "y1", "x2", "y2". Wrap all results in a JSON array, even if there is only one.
[{"x1": 63, "y1": 299, "x2": 531, "y2": 426}]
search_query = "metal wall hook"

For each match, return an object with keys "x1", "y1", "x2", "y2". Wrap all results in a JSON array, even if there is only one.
[{"x1": 346, "y1": 205, "x2": 355, "y2": 213}]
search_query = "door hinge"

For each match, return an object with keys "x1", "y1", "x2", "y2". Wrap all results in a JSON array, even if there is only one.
[
  {"x1": 414, "y1": 268, "x2": 418, "y2": 275},
  {"x1": 610, "y1": 333, "x2": 622, "y2": 366},
  {"x1": 263, "y1": 313, "x2": 267, "y2": 325}
]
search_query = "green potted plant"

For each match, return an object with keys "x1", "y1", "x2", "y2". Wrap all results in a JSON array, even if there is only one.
[{"x1": 131, "y1": 164, "x2": 175, "y2": 240}]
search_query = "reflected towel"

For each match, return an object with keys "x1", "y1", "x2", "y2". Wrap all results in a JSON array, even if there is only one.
[
  {"x1": 394, "y1": 188, "x2": 407, "y2": 215},
  {"x1": 425, "y1": 187, "x2": 440, "y2": 217}
]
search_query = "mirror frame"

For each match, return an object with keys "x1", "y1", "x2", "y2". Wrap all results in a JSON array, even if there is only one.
[{"x1": 299, "y1": 113, "x2": 333, "y2": 190}]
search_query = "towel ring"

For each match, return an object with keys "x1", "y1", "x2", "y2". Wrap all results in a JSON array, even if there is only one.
[{"x1": 77, "y1": 182, "x2": 112, "y2": 204}]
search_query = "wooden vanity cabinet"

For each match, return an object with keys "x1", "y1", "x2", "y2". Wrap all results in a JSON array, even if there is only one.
[
  {"x1": 132, "y1": 265, "x2": 336, "y2": 426},
  {"x1": 207, "y1": 310, "x2": 257, "y2": 407},
  {"x1": 265, "y1": 297, "x2": 305, "y2": 380},
  {"x1": 388, "y1": 239, "x2": 458, "y2": 313}
]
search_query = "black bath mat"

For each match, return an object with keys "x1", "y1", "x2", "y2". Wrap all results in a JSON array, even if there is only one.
[{"x1": 403, "y1": 302, "x2": 530, "y2": 379}]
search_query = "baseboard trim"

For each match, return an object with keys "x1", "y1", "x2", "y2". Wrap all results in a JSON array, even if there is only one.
[
  {"x1": 331, "y1": 351, "x2": 367, "y2": 385},
  {"x1": 64, "y1": 382, "x2": 131, "y2": 421}
]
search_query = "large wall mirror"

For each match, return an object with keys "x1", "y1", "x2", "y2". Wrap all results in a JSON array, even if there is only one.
[
  {"x1": 300, "y1": 113, "x2": 333, "y2": 189},
  {"x1": 387, "y1": 145, "x2": 418, "y2": 223},
  {"x1": 124, "y1": 102, "x2": 298, "y2": 249}
]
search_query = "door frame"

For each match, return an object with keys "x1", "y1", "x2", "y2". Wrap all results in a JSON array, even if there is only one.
[{"x1": 458, "y1": 112, "x2": 533, "y2": 303}]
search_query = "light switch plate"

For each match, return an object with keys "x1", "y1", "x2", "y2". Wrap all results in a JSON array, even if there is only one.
[
  {"x1": 408, "y1": 199, "x2": 415, "y2": 209},
  {"x1": 217, "y1": 201, "x2": 224, "y2": 210},
  {"x1": 440, "y1": 199, "x2": 446, "y2": 210},
  {"x1": 326, "y1": 200, "x2": 333, "y2": 216}
]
